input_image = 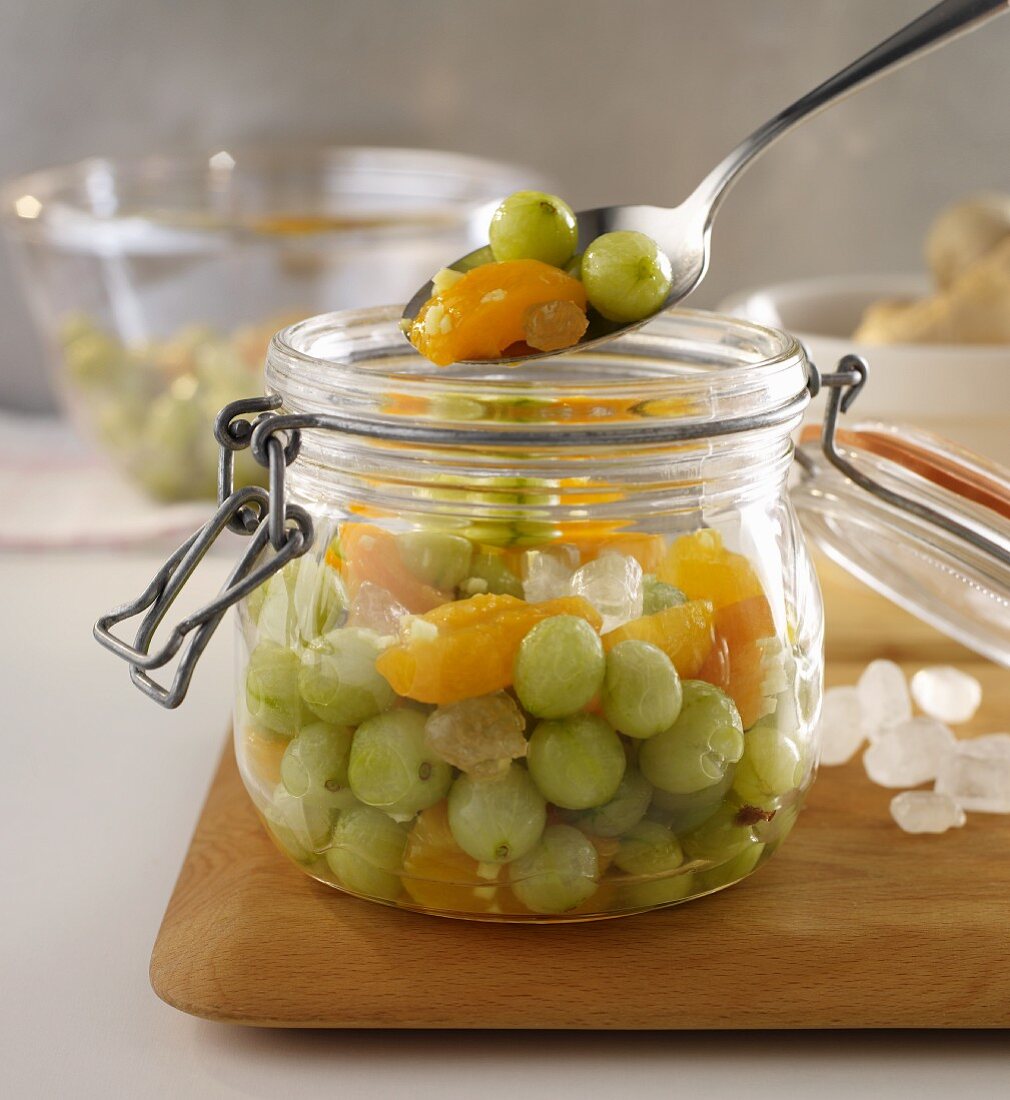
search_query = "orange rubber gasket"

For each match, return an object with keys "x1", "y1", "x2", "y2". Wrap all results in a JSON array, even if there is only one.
[{"x1": 799, "y1": 425, "x2": 1010, "y2": 523}]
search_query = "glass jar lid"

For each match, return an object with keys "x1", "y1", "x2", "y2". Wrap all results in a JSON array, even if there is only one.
[{"x1": 793, "y1": 365, "x2": 1010, "y2": 666}]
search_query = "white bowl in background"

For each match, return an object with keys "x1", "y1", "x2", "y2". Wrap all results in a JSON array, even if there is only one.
[{"x1": 719, "y1": 275, "x2": 1010, "y2": 462}]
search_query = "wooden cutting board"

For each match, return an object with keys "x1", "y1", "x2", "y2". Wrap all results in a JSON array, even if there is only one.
[{"x1": 150, "y1": 559, "x2": 1010, "y2": 1028}]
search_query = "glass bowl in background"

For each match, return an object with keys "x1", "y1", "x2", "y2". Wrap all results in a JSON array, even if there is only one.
[{"x1": 1, "y1": 147, "x2": 550, "y2": 500}]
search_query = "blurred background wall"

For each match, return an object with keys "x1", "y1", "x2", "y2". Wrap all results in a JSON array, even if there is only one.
[{"x1": 1, "y1": 0, "x2": 1007, "y2": 411}]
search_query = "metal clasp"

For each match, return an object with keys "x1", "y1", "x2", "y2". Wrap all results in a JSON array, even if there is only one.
[{"x1": 94, "y1": 397, "x2": 314, "y2": 708}]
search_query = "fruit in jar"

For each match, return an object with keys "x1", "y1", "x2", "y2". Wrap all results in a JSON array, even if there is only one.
[
  {"x1": 526, "y1": 713, "x2": 626, "y2": 810},
  {"x1": 242, "y1": 729, "x2": 288, "y2": 786},
  {"x1": 280, "y1": 721, "x2": 353, "y2": 798},
  {"x1": 681, "y1": 798, "x2": 764, "y2": 864},
  {"x1": 266, "y1": 782, "x2": 339, "y2": 856},
  {"x1": 447, "y1": 763, "x2": 547, "y2": 864},
  {"x1": 241, "y1": 511, "x2": 808, "y2": 918},
  {"x1": 509, "y1": 825, "x2": 599, "y2": 914},
  {"x1": 464, "y1": 548, "x2": 524, "y2": 598},
  {"x1": 585, "y1": 833, "x2": 621, "y2": 876},
  {"x1": 731, "y1": 722, "x2": 805, "y2": 807},
  {"x1": 245, "y1": 641, "x2": 304, "y2": 736},
  {"x1": 619, "y1": 869, "x2": 695, "y2": 909},
  {"x1": 347, "y1": 582, "x2": 409, "y2": 637},
  {"x1": 657, "y1": 529, "x2": 765, "y2": 609},
  {"x1": 613, "y1": 819, "x2": 685, "y2": 876},
  {"x1": 601, "y1": 599, "x2": 715, "y2": 679},
  {"x1": 250, "y1": 554, "x2": 346, "y2": 646},
  {"x1": 424, "y1": 691, "x2": 528, "y2": 779},
  {"x1": 330, "y1": 524, "x2": 452, "y2": 613},
  {"x1": 325, "y1": 805, "x2": 409, "y2": 901},
  {"x1": 695, "y1": 631, "x2": 731, "y2": 693},
  {"x1": 513, "y1": 614, "x2": 606, "y2": 719},
  {"x1": 395, "y1": 530, "x2": 474, "y2": 591},
  {"x1": 715, "y1": 593, "x2": 776, "y2": 651},
  {"x1": 465, "y1": 478, "x2": 563, "y2": 549},
  {"x1": 571, "y1": 765, "x2": 653, "y2": 837},
  {"x1": 573, "y1": 532, "x2": 666, "y2": 574},
  {"x1": 648, "y1": 768, "x2": 736, "y2": 834},
  {"x1": 288, "y1": 555, "x2": 348, "y2": 640},
  {"x1": 581, "y1": 231, "x2": 673, "y2": 323},
  {"x1": 299, "y1": 628, "x2": 396, "y2": 726},
  {"x1": 262, "y1": 805, "x2": 315, "y2": 865},
  {"x1": 488, "y1": 190, "x2": 579, "y2": 268},
  {"x1": 348, "y1": 709, "x2": 453, "y2": 816},
  {"x1": 374, "y1": 592, "x2": 602, "y2": 705},
  {"x1": 601, "y1": 639, "x2": 683, "y2": 739},
  {"x1": 402, "y1": 801, "x2": 507, "y2": 913},
  {"x1": 645, "y1": 531, "x2": 785, "y2": 728},
  {"x1": 641, "y1": 576, "x2": 688, "y2": 615},
  {"x1": 716, "y1": 600, "x2": 782, "y2": 730},
  {"x1": 569, "y1": 552, "x2": 644, "y2": 633},
  {"x1": 695, "y1": 841, "x2": 766, "y2": 892},
  {"x1": 638, "y1": 680, "x2": 744, "y2": 795}
]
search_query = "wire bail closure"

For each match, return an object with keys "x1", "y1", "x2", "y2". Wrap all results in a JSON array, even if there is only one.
[{"x1": 93, "y1": 396, "x2": 313, "y2": 708}]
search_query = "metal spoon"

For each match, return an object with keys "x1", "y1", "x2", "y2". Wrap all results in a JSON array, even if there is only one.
[{"x1": 403, "y1": 0, "x2": 1009, "y2": 364}]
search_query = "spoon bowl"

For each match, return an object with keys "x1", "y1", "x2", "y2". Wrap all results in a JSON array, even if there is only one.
[
  {"x1": 402, "y1": 203, "x2": 710, "y2": 364},
  {"x1": 402, "y1": 0, "x2": 1009, "y2": 366}
]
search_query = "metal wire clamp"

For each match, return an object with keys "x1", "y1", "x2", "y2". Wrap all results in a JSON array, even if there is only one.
[{"x1": 93, "y1": 397, "x2": 313, "y2": 708}]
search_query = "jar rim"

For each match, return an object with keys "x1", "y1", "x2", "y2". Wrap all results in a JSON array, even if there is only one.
[{"x1": 265, "y1": 305, "x2": 810, "y2": 447}]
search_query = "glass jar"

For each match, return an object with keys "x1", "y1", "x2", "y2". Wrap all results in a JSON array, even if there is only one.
[
  {"x1": 230, "y1": 305, "x2": 822, "y2": 921},
  {"x1": 2, "y1": 147, "x2": 549, "y2": 499}
]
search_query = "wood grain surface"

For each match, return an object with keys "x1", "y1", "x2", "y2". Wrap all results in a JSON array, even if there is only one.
[{"x1": 150, "y1": 558, "x2": 1010, "y2": 1029}]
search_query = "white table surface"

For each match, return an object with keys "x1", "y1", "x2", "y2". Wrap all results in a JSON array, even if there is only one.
[{"x1": 2, "y1": 550, "x2": 1008, "y2": 1099}]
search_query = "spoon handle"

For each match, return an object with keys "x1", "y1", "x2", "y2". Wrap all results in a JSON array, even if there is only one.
[{"x1": 695, "y1": 0, "x2": 1009, "y2": 217}]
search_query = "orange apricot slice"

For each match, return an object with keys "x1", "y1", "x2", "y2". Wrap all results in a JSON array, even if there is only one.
[
  {"x1": 715, "y1": 594, "x2": 781, "y2": 729},
  {"x1": 696, "y1": 630, "x2": 731, "y2": 692},
  {"x1": 327, "y1": 523, "x2": 451, "y2": 614},
  {"x1": 656, "y1": 529, "x2": 765, "y2": 610},
  {"x1": 402, "y1": 802, "x2": 506, "y2": 914},
  {"x1": 241, "y1": 730, "x2": 287, "y2": 786},
  {"x1": 587, "y1": 833, "x2": 621, "y2": 876},
  {"x1": 375, "y1": 592, "x2": 602, "y2": 705},
  {"x1": 725, "y1": 638, "x2": 781, "y2": 729},
  {"x1": 602, "y1": 599, "x2": 715, "y2": 679},
  {"x1": 715, "y1": 593, "x2": 776, "y2": 651},
  {"x1": 409, "y1": 260, "x2": 587, "y2": 366},
  {"x1": 655, "y1": 531, "x2": 782, "y2": 724}
]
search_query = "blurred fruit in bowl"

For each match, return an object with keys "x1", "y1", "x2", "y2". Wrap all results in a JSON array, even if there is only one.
[
  {"x1": 925, "y1": 193, "x2": 1010, "y2": 291},
  {"x1": 2, "y1": 147, "x2": 552, "y2": 501},
  {"x1": 854, "y1": 195, "x2": 1010, "y2": 346},
  {"x1": 719, "y1": 195, "x2": 1010, "y2": 462},
  {"x1": 60, "y1": 312, "x2": 283, "y2": 500}
]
